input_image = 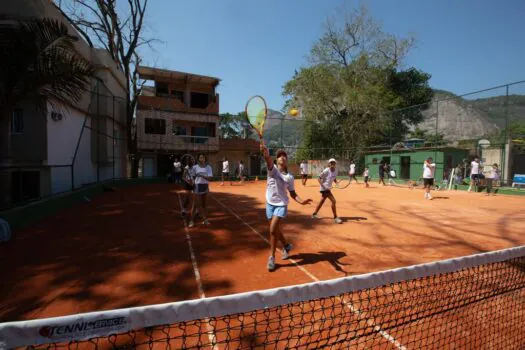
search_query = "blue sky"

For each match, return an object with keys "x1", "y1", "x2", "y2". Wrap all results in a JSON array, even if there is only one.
[{"x1": 144, "y1": 0, "x2": 525, "y2": 114}]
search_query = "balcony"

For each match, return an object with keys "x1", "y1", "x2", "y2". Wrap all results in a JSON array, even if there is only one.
[
  {"x1": 137, "y1": 95, "x2": 219, "y2": 115},
  {"x1": 138, "y1": 134, "x2": 219, "y2": 152}
]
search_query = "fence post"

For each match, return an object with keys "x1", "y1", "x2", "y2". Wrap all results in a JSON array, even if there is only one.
[
  {"x1": 96, "y1": 79, "x2": 100, "y2": 184},
  {"x1": 112, "y1": 96, "x2": 115, "y2": 181},
  {"x1": 502, "y1": 84, "x2": 509, "y2": 185}
]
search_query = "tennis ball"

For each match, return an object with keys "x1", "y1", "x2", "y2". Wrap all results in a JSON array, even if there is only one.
[{"x1": 289, "y1": 108, "x2": 299, "y2": 117}]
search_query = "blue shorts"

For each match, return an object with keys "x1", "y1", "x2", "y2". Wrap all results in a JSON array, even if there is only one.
[
  {"x1": 266, "y1": 203, "x2": 288, "y2": 220},
  {"x1": 194, "y1": 184, "x2": 209, "y2": 194}
]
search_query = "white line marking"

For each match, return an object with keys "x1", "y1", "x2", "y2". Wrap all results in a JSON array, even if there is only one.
[
  {"x1": 177, "y1": 192, "x2": 217, "y2": 350},
  {"x1": 211, "y1": 194, "x2": 406, "y2": 350}
]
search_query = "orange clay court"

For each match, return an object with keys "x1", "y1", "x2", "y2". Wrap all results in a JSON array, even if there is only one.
[{"x1": 1, "y1": 179, "x2": 525, "y2": 324}]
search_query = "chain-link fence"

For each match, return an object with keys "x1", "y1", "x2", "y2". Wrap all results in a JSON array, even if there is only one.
[
  {"x1": 3, "y1": 80, "x2": 524, "y2": 210},
  {"x1": 1, "y1": 80, "x2": 128, "y2": 210},
  {"x1": 250, "y1": 81, "x2": 525, "y2": 185}
]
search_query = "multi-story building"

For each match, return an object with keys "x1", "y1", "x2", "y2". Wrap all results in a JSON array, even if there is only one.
[
  {"x1": 136, "y1": 66, "x2": 221, "y2": 177},
  {"x1": 0, "y1": 0, "x2": 128, "y2": 209}
]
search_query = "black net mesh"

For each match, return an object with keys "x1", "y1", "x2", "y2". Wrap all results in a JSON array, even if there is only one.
[{"x1": 18, "y1": 255, "x2": 525, "y2": 349}]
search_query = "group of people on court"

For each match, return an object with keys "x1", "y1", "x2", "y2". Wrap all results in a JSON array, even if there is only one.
[
  {"x1": 175, "y1": 147, "x2": 500, "y2": 271},
  {"x1": 175, "y1": 155, "x2": 248, "y2": 228}
]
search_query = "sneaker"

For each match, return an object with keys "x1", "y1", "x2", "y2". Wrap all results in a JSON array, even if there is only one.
[
  {"x1": 334, "y1": 217, "x2": 343, "y2": 224},
  {"x1": 282, "y1": 243, "x2": 293, "y2": 260},
  {"x1": 203, "y1": 219, "x2": 210, "y2": 225},
  {"x1": 267, "y1": 256, "x2": 276, "y2": 271},
  {"x1": 312, "y1": 213, "x2": 320, "y2": 219},
  {"x1": 188, "y1": 221, "x2": 195, "y2": 228},
  {"x1": 428, "y1": 195, "x2": 433, "y2": 200}
]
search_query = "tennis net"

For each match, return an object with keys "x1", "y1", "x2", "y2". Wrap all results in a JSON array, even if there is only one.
[{"x1": 1, "y1": 245, "x2": 525, "y2": 349}]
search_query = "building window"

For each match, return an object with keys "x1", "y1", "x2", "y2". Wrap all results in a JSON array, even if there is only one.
[
  {"x1": 11, "y1": 108, "x2": 24, "y2": 134},
  {"x1": 145, "y1": 118, "x2": 166, "y2": 134},
  {"x1": 171, "y1": 90, "x2": 184, "y2": 102},
  {"x1": 156, "y1": 83, "x2": 169, "y2": 97},
  {"x1": 207, "y1": 122, "x2": 216, "y2": 137},
  {"x1": 173, "y1": 124, "x2": 187, "y2": 136},
  {"x1": 190, "y1": 92, "x2": 210, "y2": 109}
]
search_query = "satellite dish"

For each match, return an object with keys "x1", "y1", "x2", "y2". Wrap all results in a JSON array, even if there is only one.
[{"x1": 478, "y1": 139, "x2": 491, "y2": 149}]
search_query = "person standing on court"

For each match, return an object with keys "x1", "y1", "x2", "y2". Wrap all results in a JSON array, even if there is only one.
[
  {"x1": 349, "y1": 161, "x2": 358, "y2": 184},
  {"x1": 300, "y1": 160, "x2": 309, "y2": 186},
  {"x1": 378, "y1": 162, "x2": 386, "y2": 186},
  {"x1": 221, "y1": 157, "x2": 230, "y2": 186},
  {"x1": 189, "y1": 154, "x2": 213, "y2": 228},
  {"x1": 423, "y1": 157, "x2": 436, "y2": 200},
  {"x1": 261, "y1": 144, "x2": 312, "y2": 272},
  {"x1": 468, "y1": 157, "x2": 481, "y2": 192},
  {"x1": 312, "y1": 159, "x2": 343, "y2": 224},
  {"x1": 173, "y1": 157, "x2": 182, "y2": 184}
]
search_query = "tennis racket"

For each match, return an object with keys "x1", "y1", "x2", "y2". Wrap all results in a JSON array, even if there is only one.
[
  {"x1": 335, "y1": 177, "x2": 351, "y2": 189},
  {"x1": 245, "y1": 95, "x2": 268, "y2": 144}
]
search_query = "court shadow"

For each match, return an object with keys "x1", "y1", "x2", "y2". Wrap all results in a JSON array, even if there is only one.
[
  {"x1": 343, "y1": 216, "x2": 368, "y2": 222},
  {"x1": 431, "y1": 197, "x2": 450, "y2": 200},
  {"x1": 281, "y1": 251, "x2": 352, "y2": 275}
]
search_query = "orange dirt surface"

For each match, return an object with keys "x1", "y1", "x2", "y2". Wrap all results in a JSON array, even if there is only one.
[{"x1": 1, "y1": 180, "x2": 525, "y2": 324}]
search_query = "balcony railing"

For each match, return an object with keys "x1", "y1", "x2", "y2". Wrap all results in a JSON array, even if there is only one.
[
  {"x1": 137, "y1": 95, "x2": 219, "y2": 115},
  {"x1": 138, "y1": 134, "x2": 219, "y2": 152}
]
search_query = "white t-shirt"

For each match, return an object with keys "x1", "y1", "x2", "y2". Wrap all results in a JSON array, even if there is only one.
[
  {"x1": 423, "y1": 162, "x2": 436, "y2": 179},
  {"x1": 300, "y1": 163, "x2": 308, "y2": 175},
  {"x1": 192, "y1": 164, "x2": 213, "y2": 185},
  {"x1": 183, "y1": 165, "x2": 193, "y2": 184},
  {"x1": 349, "y1": 164, "x2": 356, "y2": 175},
  {"x1": 173, "y1": 161, "x2": 182, "y2": 173},
  {"x1": 363, "y1": 169, "x2": 369, "y2": 177},
  {"x1": 319, "y1": 167, "x2": 337, "y2": 191},
  {"x1": 238, "y1": 163, "x2": 244, "y2": 175},
  {"x1": 470, "y1": 161, "x2": 480, "y2": 175},
  {"x1": 222, "y1": 160, "x2": 229, "y2": 173},
  {"x1": 266, "y1": 166, "x2": 295, "y2": 206}
]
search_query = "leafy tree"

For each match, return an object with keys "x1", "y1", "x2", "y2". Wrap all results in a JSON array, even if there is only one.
[
  {"x1": 219, "y1": 112, "x2": 253, "y2": 139},
  {"x1": 61, "y1": 0, "x2": 155, "y2": 177},
  {"x1": 282, "y1": 5, "x2": 433, "y2": 159}
]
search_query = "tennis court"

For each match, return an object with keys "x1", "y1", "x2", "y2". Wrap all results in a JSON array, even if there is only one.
[{"x1": 1, "y1": 180, "x2": 525, "y2": 348}]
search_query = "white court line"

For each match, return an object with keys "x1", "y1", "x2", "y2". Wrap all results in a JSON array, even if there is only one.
[
  {"x1": 177, "y1": 192, "x2": 217, "y2": 350},
  {"x1": 211, "y1": 194, "x2": 406, "y2": 350}
]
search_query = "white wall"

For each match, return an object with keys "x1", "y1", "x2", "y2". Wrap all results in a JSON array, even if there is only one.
[
  {"x1": 46, "y1": 101, "x2": 128, "y2": 194},
  {"x1": 47, "y1": 101, "x2": 93, "y2": 193}
]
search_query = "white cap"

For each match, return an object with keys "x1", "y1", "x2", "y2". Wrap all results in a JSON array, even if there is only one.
[{"x1": 328, "y1": 158, "x2": 337, "y2": 163}]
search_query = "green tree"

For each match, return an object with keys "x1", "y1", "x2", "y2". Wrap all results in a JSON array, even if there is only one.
[
  {"x1": 282, "y1": 5, "x2": 432, "y2": 159},
  {"x1": 0, "y1": 17, "x2": 95, "y2": 208},
  {"x1": 219, "y1": 112, "x2": 253, "y2": 139}
]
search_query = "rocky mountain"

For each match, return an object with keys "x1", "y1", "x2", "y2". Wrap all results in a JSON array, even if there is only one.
[{"x1": 416, "y1": 90, "x2": 501, "y2": 141}]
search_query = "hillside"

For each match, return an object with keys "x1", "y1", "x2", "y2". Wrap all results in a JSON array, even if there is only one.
[
  {"x1": 469, "y1": 95, "x2": 525, "y2": 127},
  {"x1": 416, "y1": 90, "x2": 502, "y2": 141}
]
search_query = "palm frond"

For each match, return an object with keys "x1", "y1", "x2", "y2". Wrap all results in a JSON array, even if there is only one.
[{"x1": 0, "y1": 17, "x2": 95, "y2": 114}]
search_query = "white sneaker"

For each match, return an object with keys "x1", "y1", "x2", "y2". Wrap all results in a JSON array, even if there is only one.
[
  {"x1": 282, "y1": 243, "x2": 293, "y2": 260},
  {"x1": 312, "y1": 213, "x2": 320, "y2": 219},
  {"x1": 428, "y1": 195, "x2": 433, "y2": 200},
  {"x1": 188, "y1": 221, "x2": 195, "y2": 228},
  {"x1": 267, "y1": 256, "x2": 276, "y2": 271},
  {"x1": 203, "y1": 219, "x2": 210, "y2": 225},
  {"x1": 334, "y1": 217, "x2": 343, "y2": 224}
]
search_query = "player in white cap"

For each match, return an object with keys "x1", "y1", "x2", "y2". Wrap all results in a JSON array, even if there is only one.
[{"x1": 312, "y1": 158, "x2": 343, "y2": 224}]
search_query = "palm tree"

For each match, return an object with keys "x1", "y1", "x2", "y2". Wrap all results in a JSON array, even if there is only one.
[{"x1": 0, "y1": 17, "x2": 95, "y2": 209}]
